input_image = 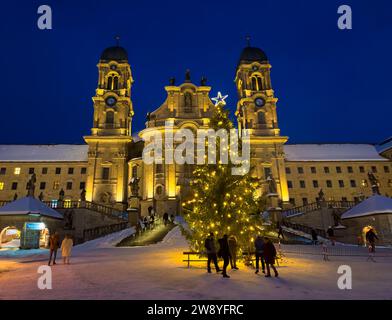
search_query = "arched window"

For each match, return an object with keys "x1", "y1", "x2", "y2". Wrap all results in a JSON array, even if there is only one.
[
  {"x1": 113, "y1": 77, "x2": 119, "y2": 90},
  {"x1": 107, "y1": 76, "x2": 113, "y2": 90},
  {"x1": 106, "y1": 111, "x2": 114, "y2": 125},
  {"x1": 258, "y1": 112, "x2": 266, "y2": 124},
  {"x1": 251, "y1": 75, "x2": 263, "y2": 91}
]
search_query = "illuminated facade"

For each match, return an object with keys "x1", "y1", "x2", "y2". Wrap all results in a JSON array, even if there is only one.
[{"x1": 0, "y1": 45, "x2": 391, "y2": 215}]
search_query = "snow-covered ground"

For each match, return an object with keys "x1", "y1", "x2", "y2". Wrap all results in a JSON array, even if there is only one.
[{"x1": 1, "y1": 226, "x2": 392, "y2": 300}]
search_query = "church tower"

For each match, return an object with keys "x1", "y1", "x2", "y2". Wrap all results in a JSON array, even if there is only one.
[
  {"x1": 84, "y1": 43, "x2": 134, "y2": 207},
  {"x1": 235, "y1": 44, "x2": 289, "y2": 204}
]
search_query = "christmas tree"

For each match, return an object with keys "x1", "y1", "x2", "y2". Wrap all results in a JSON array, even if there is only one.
[{"x1": 183, "y1": 93, "x2": 267, "y2": 253}]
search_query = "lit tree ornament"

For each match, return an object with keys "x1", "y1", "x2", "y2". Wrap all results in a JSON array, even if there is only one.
[{"x1": 211, "y1": 91, "x2": 228, "y2": 106}]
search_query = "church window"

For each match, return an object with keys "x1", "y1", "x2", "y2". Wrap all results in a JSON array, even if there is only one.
[
  {"x1": 350, "y1": 180, "x2": 356, "y2": 187},
  {"x1": 285, "y1": 167, "x2": 291, "y2": 174},
  {"x1": 68, "y1": 168, "x2": 74, "y2": 175},
  {"x1": 0, "y1": 182, "x2": 4, "y2": 190},
  {"x1": 300, "y1": 180, "x2": 306, "y2": 188},
  {"x1": 66, "y1": 182, "x2": 73, "y2": 190},
  {"x1": 324, "y1": 167, "x2": 330, "y2": 173},
  {"x1": 42, "y1": 167, "x2": 48, "y2": 174},
  {"x1": 113, "y1": 76, "x2": 119, "y2": 90},
  {"x1": 251, "y1": 75, "x2": 263, "y2": 91},
  {"x1": 155, "y1": 164, "x2": 163, "y2": 174},
  {"x1": 81, "y1": 167, "x2": 87, "y2": 174},
  {"x1": 287, "y1": 181, "x2": 293, "y2": 188},
  {"x1": 326, "y1": 180, "x2": 332, "y2": 188},
  {"x1": 55, "y1": 167, "x2": 61, "y2": 174},
  {"x1": 11, "y1": 182, "x2": 17, "y2": 190},
  {"x1": 258, "y1": 112, "x2": 266, "y2": 124},
  {"x1": 312, "y1": 180, "x2": 319, "y2": 188},
  {"x1": 14, "y1": 167, "x2": 21, "y2": 175},
  {"x1": 338, "y1": 180, "x2": 344, "y2": 188},
  {"x1": 336, "y1": 166, "x2": 342, "y2": 173},
  {"x1": 80, "y1": 182, "x2": 86, "y2": 190},
  {"x1": 0, "y1": 168, "x2": 6, "y2": 175},
  {"x1": 347, "y1": 166, "x2": 353, "y2": 173},
  {"x1": 264, "y1": 167, "x2": 271, "y2": 179},
  {"x1": 40, "y1": 182, "x2": 46, "y2": 190},
  {"x1": 184, "y1": 92, "x2": 192, "y2": 113},
  {"x1": 106, "y1": 111, "x2": 114, "y2": 125},
  {"x1": 297, "y1": 167, "x2": 304, "y2": 174},
  {"x1": 102, "y1": 168, "x2": 110, "y2": 180},
  {"x1": 310, "y1": 167, "x2": 316, "y2": 174},
  {"x1": 156, "y1": 185, "x2": 163, "y2": 195},
  {"x1": 359, "y1": 166, "x2": 365, "y2": 173},
  {"x1": 107, "y1": 76, "x2": 113, "y2": 90}
]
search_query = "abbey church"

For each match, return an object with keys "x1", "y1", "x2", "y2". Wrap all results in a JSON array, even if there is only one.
[{"x1": 0, "y1": 44, "x2": 392, "y2": 216}]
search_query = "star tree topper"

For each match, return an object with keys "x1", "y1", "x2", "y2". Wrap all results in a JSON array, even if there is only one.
[{"x1": 212, "y1": 91, "x2": 228, "y2": 106}]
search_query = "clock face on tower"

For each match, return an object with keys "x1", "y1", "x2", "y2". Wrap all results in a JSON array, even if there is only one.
[
  {"x1": 255, "y1": 97, "x2": 265, "y2": 107},
  {"x1": 105, "y1": 96, "x2": 117, "y2": 106}
]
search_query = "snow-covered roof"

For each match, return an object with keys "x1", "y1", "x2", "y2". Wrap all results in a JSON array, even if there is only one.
[
  {"x1": 0, "y1": 144, "x2": 88, "y2": 162},
  {"x1": 284, "y1": 144, "x2": 387, "y2": 162},
  {"x1": 376, "y1": 137, "x2": 392, "y2": 154},
  {"x1": 0, "y1": 196, "x2": 63, "y2": 219},
  {"x1": 341, "y1": 195, "x2": 392, "y2": 219}
]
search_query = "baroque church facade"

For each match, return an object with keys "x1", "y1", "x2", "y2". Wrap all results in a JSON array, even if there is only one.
[{"x1": 0, "y1": 45, "x2": 392, "y2": 216}]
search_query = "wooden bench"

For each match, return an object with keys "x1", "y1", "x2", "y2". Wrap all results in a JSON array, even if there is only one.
[{"x1": 183, "y1": 251, "x2": 282, "y2": 268}]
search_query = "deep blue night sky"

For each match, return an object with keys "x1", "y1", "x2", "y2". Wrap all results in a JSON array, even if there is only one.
[{"x1": 0, "y1": 0, "x2": 391, "y2": 144}]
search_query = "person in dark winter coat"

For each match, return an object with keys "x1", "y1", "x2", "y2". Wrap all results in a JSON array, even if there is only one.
[
  {"x1": 204, "y1": 232, "x2": 221, "y2": 273},
  {"x1": 48, "y1": 232, "x2": 60, "y2": 266},
  {"x1": 263, "y1": 237, "x2": 279, "y2": 277},
  {"x1": 254, "y1": 236, "x2": 265, "y2": 274},
  {"x1": 366, "y1": 228, "x2": 378, "y2": 253},
  {"x1": 228, "y1": 235, "x2": 239, "y2": 270},
  {"x1": 311, "y1": 229, "x2": 318, "y2": 245},
  {"x1": 218, "y1": 234, "x2": 231, "y2": 278},
  {"x1": 327, "y1": 226, "x2": 335, "y2": 246},
  {"x1": 163, "y1": 212, "x2": 169, "y2": 225}
]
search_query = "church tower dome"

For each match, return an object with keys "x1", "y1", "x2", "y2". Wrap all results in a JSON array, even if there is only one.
[{"x1": 100, "y1": 46, "x2": 128, "y2": 62}]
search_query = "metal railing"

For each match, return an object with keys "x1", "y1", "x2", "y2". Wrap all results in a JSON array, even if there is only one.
[
  {"x1": 282, "y1": 200, "x2": 357, "y2": 218},
  {"x1": 0, "y1": 199, "x2": 127, "y2": 221},
  {"x1": 282, "y1": 220, "x2": 326, "y2": 238}
]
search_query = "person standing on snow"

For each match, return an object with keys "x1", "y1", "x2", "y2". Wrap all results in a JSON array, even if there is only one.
[
  {"x1": 263, "y1": 237, "x2": 279, "y2": 278},
  {"x1": 254, "y1": 235, "x2": 265, "y2": 274},
  {"x1": 327, "y1": 226, "x2": 335, "y2": 246},
  {"x1": 48, "y1": 232, "x2": 60, "y2": 266},
  {"x1": 366, "y1": 228, "x2": 378, "y2": 253},
  {"x1": 204, "y1": 232, "x2": 221, "y2": 274},
  {"x1": 218, "y1": 234, "x2": 231, "y2": 278},
  {"x1": 61, "y1": 234, "x2": 74, "y2": 264},
  {"x1": 228, "y1": 235, "x2": 239, "y2": 270}
]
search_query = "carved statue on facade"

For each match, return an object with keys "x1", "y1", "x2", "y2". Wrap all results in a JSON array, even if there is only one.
[
  {"x1": 318, "y1": 188, "x2": 325, "y2": 202},
  {"x1": 58, "y1": 188, "x2": 65, "y2": 201},
  {"x1": 266, "y1": 175, "x2": 277, "y2": 194},
  {"x1": 80, "y1": 188, "x2": 86, "y2": 202},
  {"x1": 26, "y1": 173, "x2": 37, "y2": 197}
]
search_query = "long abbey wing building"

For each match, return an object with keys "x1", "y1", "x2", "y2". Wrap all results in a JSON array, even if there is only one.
[{"x1": 0, "y1": 45, "x2": 391, "y2": 216}]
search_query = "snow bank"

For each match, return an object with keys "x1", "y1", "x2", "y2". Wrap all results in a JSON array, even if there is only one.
[
  {"x1": 284, "y1": 144, "x2": 387, "y2": 161},
  {"x1": 0, "y1": 144, "x2": 88, "y2": 162},
  {"x1": 0, "y1": 248, "x2": 48, "y2": 258},
  {"x1": 76, "y1": 227, "x2": 136, "y2": 250}
]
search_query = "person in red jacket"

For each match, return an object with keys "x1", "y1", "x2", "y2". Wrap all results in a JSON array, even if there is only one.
[{"x1": 263, "y1": 237, "x2": 279, "y2": 278}]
